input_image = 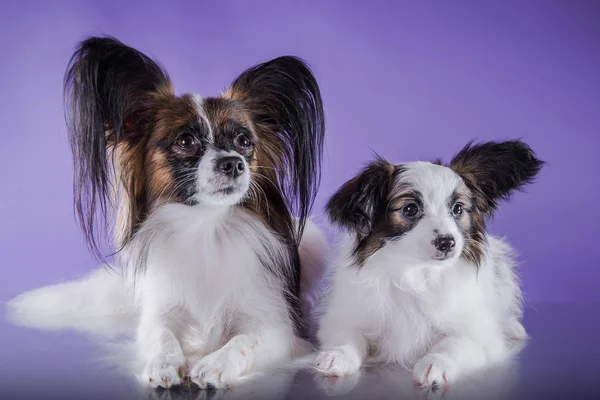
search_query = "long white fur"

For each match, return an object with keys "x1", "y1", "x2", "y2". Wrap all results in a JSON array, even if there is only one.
[{"x1": 315, "y1": 162, "x2": 526, "y2": 386}]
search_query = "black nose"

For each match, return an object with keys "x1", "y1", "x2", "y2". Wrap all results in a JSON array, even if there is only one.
[
  {"x1": 434, "y1": 235, "x2": 455, "y2": 253},
  {"x1": 217, "y1": 156, "x2": 245, "y2": 178}
]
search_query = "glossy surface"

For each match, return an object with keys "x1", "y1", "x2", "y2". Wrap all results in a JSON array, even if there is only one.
[{"x1": 2, "y1": 303, "x2": 598, "y2": 399}]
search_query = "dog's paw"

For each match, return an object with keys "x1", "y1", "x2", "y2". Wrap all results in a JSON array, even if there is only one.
[
  {"x1": 505, "y1": 319, "x2": 528, "y2": 341},
  {"x1": 314, "y1": 346, "x2": 361, "y2": 377},
  {"x1": 413, "y1": 353, "x2": 458, "y2": 388},
  {"x1": 190, "y1": 348, "x2": 248, "y2": 389},
  {"x1": 141, "y1": 354, "x2": 186, "y2": 389}
]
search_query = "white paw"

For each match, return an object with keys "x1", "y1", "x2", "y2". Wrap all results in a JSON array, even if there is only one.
[
  {"x1": 190, "y1": 348, "x2": 248, "y2": 389},
  {"x1": 413, "y1": 353, "x2": 458, "y2": 387},
  {"x1": 505, "y1": 319, "x2": 528, "y2": 341},
  {"x1": 314, "y1": 346, "x2": 361, "y2": 377},
  {"x1": 141, "y1": 353, "x2": 186, "y2": 389}
]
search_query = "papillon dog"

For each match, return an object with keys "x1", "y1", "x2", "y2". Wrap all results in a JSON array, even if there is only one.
[
  {"x1": 314, "y1": 140, "x2": 543, "y2": 388},
  {"x1": 7, "y1": 36, "x2": 329, "y2": 390}
]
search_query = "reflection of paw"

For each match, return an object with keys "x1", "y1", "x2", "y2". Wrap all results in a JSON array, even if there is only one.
[
  {"x1": 190, "y1": 348, "x2": 248, "y2": 389},
  {"x1": 505, "y1": 319, "x2": 528, "y2": 341},
  {"x1": 314, "y1": 346, "x2": 361, "y2": 377},
  {"x1": 418, "y1": 383, "x2": 447, "y2": 400},
  {"x1": 141, "y1": 354, "x2": 185, "y2": 389},
  {"x1": 413, "y1": 354, "x2": 458, "y2": 388},
  {"x1": 314, "y1": 369, "x2": 361, "y2": 397},
  {"x1": 192, "y1": 387, "x2": 230, "y2": 400}
]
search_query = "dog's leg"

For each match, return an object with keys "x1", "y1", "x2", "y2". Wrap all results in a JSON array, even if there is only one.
[
  {"x1": 314, "y1": 284, "x2": 368, "y2": 377},
  {"x1": 189, "y1": 326, "x2": 292, "y2": 389},
  {"x1": 137, "y1": 298, "x2": 187, "y2": 389},
  {"x1": 413, "y1": 331, "x2": 507, "y2": 387},
  {"x1": 314, "y1": 333, "x2": 366, "y2": 377}
]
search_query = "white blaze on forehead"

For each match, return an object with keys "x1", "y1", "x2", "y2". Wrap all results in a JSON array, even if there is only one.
[
  {"x1": 192, "y1": 94, "x2": 213, "y2": 142},
  {"x1": 395, "y1": 162, "x2": 465, "y2": 210}
]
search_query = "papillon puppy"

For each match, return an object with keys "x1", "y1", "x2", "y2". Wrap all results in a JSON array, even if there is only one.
[
  {"x1": 7, "y1": 36, "x2": 329, "y2": 390},
  {"x1": 314, "y1": 140, "x2": 543, "y2": 388}
]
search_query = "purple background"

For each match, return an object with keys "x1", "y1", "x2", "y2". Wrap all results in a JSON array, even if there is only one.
[{"x1": 1, "y1": 0, "x2": 599, "y2": 309}]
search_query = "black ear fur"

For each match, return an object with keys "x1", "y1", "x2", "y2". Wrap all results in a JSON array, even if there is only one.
[
  {"x1": 63, "y1": 35, "x2": 172, "y2": 261},
  {"x1": 449, "y1": 140, "x2": 544, "y2": 213},
  {"x1": 326, "y1": 157, "x2": 395, "y2": 238},
  {"x1": 226, "y1": 56, "x2": 325, "y2": 245}
]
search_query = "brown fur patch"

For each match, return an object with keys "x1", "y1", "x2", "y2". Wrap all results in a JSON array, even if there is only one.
[
  {"x1": 447, "y1": 163, "x2": 489, "y2": 266},
  {"x1": 449, "y1": 186, "x2": 484, "y2": 265},
  {"x1": 148, "y1": 94, "x2": 200, "y2": 147},
  {"x1": 146, "y1": 148, "x2": 174, "y2": 206},
  {"x1": 112, "y1": 93, "x2": 203, "y2": 243},
  {"x1": 353, "y1": 172, "x2": 422, "y2": 265}
]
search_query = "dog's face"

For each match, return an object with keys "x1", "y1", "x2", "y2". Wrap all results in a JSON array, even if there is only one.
[
  {"x1": 376, "y1": 162, "x2": 471, "y2": 265},
  {"x1": 327, "y1": 141, "x2": 544, "y2": 267},
  {"x1": 193, "y1": 99, "x2": 255, "y2": 206},
  {"x1": 143, "y1": 95, "x2": 257, "y2": 208}
]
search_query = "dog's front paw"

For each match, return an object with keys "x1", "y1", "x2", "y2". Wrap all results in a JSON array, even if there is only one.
[
  {"x1": 413, "y1": 353, "x2": 458, "y2": 388},
  {"x1": 141, "y1": 353, "x2": 186, "y2": 389},
  {"x1": 190, "y1": 348, "x2": 248, "y2": 389},
  {"x1": 314, "y1": 346, "x2": 361, "y2": 377}
]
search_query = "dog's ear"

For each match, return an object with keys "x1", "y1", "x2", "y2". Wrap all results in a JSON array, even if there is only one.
[
  {"x1": 64, "y1": 36, "x2": 173, "y2": 261},
  {"x1": 326, "y1": 157, "x2": 395, "y2": 238},
  {"x1": 224, "y1": 56, "x2": 324, "y2": 244},
  {"x1": 449, "y1": 140, "x2": 544, "y2": 214}
]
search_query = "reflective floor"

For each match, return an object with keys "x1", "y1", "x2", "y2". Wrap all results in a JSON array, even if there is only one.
[{"x1": 1, "y1": 303, "x2": 598, "y2": 399}]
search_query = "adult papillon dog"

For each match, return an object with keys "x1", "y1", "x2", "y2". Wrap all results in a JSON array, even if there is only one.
[
  {"x1": 314, "y1": 140, "x2": 543, "y2": 389},
  {"x1": 7, "y1": 36, "x2": 329, "y2": 390}
]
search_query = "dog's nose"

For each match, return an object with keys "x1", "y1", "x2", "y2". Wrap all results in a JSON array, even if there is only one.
[
  {"x1": 434, "y1": 235, "x2": 455, "y2": 253},
  {"x1": 217, "y1": 156, "x2": 245, "y2": 178}
]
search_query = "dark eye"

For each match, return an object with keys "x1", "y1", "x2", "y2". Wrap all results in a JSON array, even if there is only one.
[
  {"x1": 235, "y1": 133, "x2": 252, "y2": 148},
  {"x1": 452, "y1": 202, "x2": 464, "y2": 217},
  {"x1": 402, "y1": 203, "x2": 420, "y2": 218},
  {"x1": 175, "y1": 134, "x2": 196, "y2": 149}
]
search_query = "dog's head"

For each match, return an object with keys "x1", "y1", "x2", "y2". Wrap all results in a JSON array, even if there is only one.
[
  {"x1": 326, "y1": 141, "x2": 544, "y2": 267},
  {"x1": 65, "y1": 36, "x2": 324, "y2": 259}
]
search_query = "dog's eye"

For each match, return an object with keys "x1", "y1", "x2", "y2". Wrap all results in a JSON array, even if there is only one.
[
  {"x1": 175, "y1": 134, "x2": 197, "y2": 149},
  {"x1": 452, "y1": 202, "x2": 464, "y2": 217},
  {"x1": 235, "y1": 133, "x2": 252, "y2": 148},
  {"x1": 402, "y1": 203, "x2": 420, "y2": 218}
]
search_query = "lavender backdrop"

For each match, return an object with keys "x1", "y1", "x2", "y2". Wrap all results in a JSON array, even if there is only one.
[{"x1": 0, "y1": 0, "x2": 598, "y2": 308}]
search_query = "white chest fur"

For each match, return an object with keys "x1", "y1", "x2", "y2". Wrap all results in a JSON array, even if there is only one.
[{"x1": 124, "y1": 204, "x2": 292, "y2": 349}]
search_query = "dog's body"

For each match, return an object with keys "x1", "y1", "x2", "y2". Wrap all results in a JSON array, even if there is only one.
[
  {"x1": 7, "y1": 36, "x2": 328, "y2": 390},
  {"x1": 315, "y1": 141, "x2": 543, "y2": 387},
  {"x1": 124, "y1": 204, "x2": 324, "y2": 388}
]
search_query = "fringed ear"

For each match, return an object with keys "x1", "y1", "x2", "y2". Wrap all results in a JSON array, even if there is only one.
[
  {"x1": 63, "y1": 36, "x2": 173, "y2": 261},
  {"x1": 224, "y1": 56, "x2": 325, "y2": 243},
  {"x1": 325, "y1": 157, "x2": 395, "y2": 239},
  {"x1": 449, "y1": 140, "x2": 544, "y2": 215}
]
